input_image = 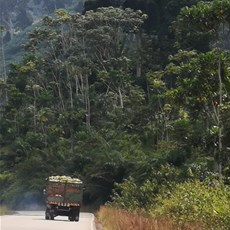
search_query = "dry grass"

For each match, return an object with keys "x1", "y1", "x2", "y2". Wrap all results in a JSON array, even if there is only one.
[
  {"x1": 0, "y1": 206, "x2": 13, "y2": 215},
  {"x1": 97, "y1": 206, "x2": 203, "y2": 230}
]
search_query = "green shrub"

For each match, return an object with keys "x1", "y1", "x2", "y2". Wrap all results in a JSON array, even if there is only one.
[
  {"x1": 110, "y1": 164, "x2": 182, "y2": 211},
  {"x1": 153, "y1": 180, "x2": 230, "y2": 230},
  {"x1": 110, "y1": 177, "x2": 155, "y2": 211}
]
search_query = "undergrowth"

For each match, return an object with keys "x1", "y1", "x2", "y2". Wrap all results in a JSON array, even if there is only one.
[{"x1": 97, "y1": 206, "x2": 202, "y2": 230}]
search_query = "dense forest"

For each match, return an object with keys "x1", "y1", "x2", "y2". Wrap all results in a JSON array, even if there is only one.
[{"x1": 1, "y1": 0, "x2": 230, "y2": 228}]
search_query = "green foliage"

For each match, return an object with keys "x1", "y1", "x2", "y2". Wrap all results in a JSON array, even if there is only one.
[
  {"x1": 153, "y1": 180, "x2": 230, "y2": 230},
  {"x1": 1, "y1": 2, "x2": 230, "y2": 224},
  {"x1": 110, "y1": 177, "x2": 157, "y2": 211},
  {"x1": 174, "y1": 0, "x2": 230, "y2": 50},
  {"x1": 110, "y1": 164, "x2": 182, "y2": 211}
]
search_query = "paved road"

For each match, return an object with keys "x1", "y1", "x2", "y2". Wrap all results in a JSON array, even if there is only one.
[{"x1": 0, "y1": 211, "x2": 96, "y2": 230}]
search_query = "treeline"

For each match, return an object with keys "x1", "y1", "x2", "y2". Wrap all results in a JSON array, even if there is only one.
[{"x1": 0, "y1": 0, "x2": 230, "y2": 226}]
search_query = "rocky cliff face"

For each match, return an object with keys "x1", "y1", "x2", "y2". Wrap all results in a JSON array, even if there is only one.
[
  {"x1": 0, "y1": 0, "x2": 85, "y2": 76},
  {"x1": 0, "y1": 0, "x2": 85, "y2": 42}
]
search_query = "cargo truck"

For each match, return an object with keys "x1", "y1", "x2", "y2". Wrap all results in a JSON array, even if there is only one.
[{"x1": 44, "y1": 176, "x2": 83, "y2": 221}]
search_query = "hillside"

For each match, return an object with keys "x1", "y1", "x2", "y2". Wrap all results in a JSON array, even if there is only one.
[{"x1": 0, "y1": 1, "x2": 230, "y2": 229}]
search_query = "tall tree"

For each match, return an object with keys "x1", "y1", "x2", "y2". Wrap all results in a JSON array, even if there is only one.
[
  {"x1": 151, "y1": 49, "x2": 230, "y2": 178},
  {"x1": 25, "y1": 7, "x2": 147, "y2": 129},
  {"x1": 173, "y1": 0, "x2": 230, "y2": 179}
]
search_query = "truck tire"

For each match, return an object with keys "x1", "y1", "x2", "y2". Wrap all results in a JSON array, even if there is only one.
[
  {"x1": 68, "y1": 215, "x2": 79, "y2": 222},
  {"x1": 69, "y1": 207, "x2": 80, "y2": 222},
  {"x1": 68, "y1": 215, "x2": 75, "y2": 221},
  {"x1": 75, "y1": 215, "x2": 79, "y2": 222},
  {"x1": 45, "y1": 209, "x2": 50, "y2": 220},
  {"x1": 45, "y1": 208, "x2": 55, "y2": 220}
]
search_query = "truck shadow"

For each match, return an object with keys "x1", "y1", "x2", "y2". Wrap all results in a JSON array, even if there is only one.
[{"x1": 33, "y1": 218, "x2": 77, "y2": 222}]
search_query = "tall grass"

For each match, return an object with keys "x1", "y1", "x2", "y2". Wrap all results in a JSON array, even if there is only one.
[{"x1": 97, "y1": 206, "x2": 202, "y2": 230}]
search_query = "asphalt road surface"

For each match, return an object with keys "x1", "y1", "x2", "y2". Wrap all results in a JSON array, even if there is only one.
[{"x1": 0, "y1": 211, "x2": 96, "y2": 230}]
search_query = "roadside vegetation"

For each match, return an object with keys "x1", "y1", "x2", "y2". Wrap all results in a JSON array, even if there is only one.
[
  {"x1": 0, "y1": 0, "x2": 230, "y2": 227},
  {"x1": 0, "y1": 206, "x2": 13, "y2": 215},
  {"x1": 97, "y1": 168, "x2": 230, "y2": 229},
  {"x1": 97, "y1": 206, "x2": 176, "y2": 230},
  {"x1": 97, "y1": 206, "x2": 203, "y2": 230}
]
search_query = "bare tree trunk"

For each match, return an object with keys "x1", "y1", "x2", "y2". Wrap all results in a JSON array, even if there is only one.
[
  {"x1": 118, "y1": 87, "x2": 124, "y2": 108},
  {"x1": 217, "y1": 59, "x2": 223, "y2": 181},
  {"x1": 56, "y1": 76, "x2": 65, "y2": 111},
  {"x1": 80, "y1": 73, "x2": 84, "y2": 98},
  {"x1": 66, "y1": 66, "x2": 74, "y2": 109},
  {"x1": 2, "y1": 13, "x2": 15, "y2": 40},
  {"x1": 70, "y1": 80, "x2": 73, "y2": 109},
  {"x1": 85, "y1": 75, "x2": 90, "y2": 130},
  {"x1": 50, "y1": 65, "x2": 65, "y2": 111},
  {"x1": 75, "y1": 75, "x2": 79, "y2": 97},
  {"x1": 48, "y1": 42, "x2": 65, "y2": 112},
  {"x1": 136, "y1": 32, "x2": 142, "y2": 78},
  {"x1": 0, "y1": 27, "x2": 8, "y2": 112},
  {"x1": 33, "y1": 88, "x2": 37, "y2": 133}
]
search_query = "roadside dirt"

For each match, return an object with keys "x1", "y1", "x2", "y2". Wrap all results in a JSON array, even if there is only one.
[{"x1": 95, "y1": 219, "x2": 103, "y2": 230}]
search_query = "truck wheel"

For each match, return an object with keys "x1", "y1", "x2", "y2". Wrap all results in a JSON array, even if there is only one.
[
  {"x1": 45, "y1": 209, "x2": 50, "y2": 220},
  {"x1": 45, "y1": 209, "x2": 55, "y2": 220},
  {"x1": 68, "y1": 216, "x2": 75, "y2": 221}
]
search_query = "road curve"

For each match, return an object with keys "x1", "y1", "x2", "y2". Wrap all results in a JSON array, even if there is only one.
[{"x1": 0, "y1": 211, "x2": 96, "y2": 230}]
